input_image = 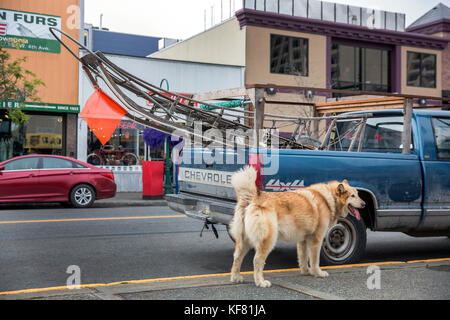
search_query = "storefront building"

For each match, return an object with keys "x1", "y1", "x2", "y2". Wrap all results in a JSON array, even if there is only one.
[
  {"x1": 0, "y1": 0, "x2": 83, "y2": 162},
  {"x1": 151, "y1": 0, "x2": 449, "y2": 104}
]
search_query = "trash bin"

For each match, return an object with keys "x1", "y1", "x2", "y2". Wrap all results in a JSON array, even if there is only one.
[{"x1": 142, "y1": 160, "x2": 164, "y2": 200}]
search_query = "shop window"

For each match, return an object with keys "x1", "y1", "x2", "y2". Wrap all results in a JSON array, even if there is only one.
[
  {"x1": 407, "y1": 51, "x2": 436, "y2": 88},
  {"x1": 270, "y1": 34, "x2": 308, "y2": 76},
  {"x1": 331, "y1": 44, "x2": 391, "y2": 96},
  {"x1": 87, "y1": 120, "x2": 144, "y2": 166},
  {"x1": 0, "y1": 115, "x2": 13, "y2": 162},
  {"x1": 0, "y1": 112, "x2": 63, "y2": 162}
]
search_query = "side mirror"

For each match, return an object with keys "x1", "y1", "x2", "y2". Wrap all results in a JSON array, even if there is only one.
[{"x1": 0, "y1": 165, "x2": 4, "y2": 174}]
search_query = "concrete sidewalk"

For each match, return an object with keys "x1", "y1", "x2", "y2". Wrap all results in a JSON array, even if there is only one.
[
  {"x1": 94, "y1": 192, "x2": 167, "y2": 208},
  {"x1": 1, "y1": 259, "x2": 449, "y2": 300}
]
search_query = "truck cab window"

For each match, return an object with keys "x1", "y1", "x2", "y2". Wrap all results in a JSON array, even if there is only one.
[
  {"x1": 432, "y1": 117, "x2": 450, "y2": 160},
  {"x1": 335, "y1": 116, "x2": 411, "y2": 152}
]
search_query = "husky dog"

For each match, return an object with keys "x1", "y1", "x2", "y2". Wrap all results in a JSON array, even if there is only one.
[{"x1": 229, "y1": 166, "x2": 365, "y2": 288}]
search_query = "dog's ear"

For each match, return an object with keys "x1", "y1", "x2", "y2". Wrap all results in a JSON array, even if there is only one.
[
  {"x1": 342, "y1": 179, "x2": 349, "y2": 185},
  {"x1": 337, "y1": 183, "x2": 346, "y2": 195}
]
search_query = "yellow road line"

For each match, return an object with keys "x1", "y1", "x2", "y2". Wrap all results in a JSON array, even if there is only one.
[
  {"x1": 406, "y1": 257, "x2": 450, "y2": 264},
  {"x1": 0, "y1": 215, "x2": 186, "y2": 224},
  {"x1": 0, "y1": 257, "x2": 448, "y2": 297}
]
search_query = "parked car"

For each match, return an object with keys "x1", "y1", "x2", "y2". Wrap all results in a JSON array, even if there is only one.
[
  {"x1": 0, "y1": 155, "x2": 116, "y2": 208},
  {"x1": 166, "y1": 109, "x2": 450, "y2": 265}
]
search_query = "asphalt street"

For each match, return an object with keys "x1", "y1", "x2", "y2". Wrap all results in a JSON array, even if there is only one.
[{"x1": 0, "y1": 204, "x2": 449, "y2": 299}]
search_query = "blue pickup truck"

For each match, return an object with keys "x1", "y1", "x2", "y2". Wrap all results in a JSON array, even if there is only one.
[{"x1": 166, "y1": 109, "x2": 450, "y2": 265}]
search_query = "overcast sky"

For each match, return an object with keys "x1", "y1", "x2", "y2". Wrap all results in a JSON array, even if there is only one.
[{"x1": 84, "y1": 0, "x2": 450, "y2": 39}]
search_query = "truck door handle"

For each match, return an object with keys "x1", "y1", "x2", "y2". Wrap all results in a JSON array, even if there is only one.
[{"x1": 28, "y1": 174, "x2": 36, "y2": 178}]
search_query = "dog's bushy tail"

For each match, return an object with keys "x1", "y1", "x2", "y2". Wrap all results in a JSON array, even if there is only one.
[
  {"x1": 232, "y1": 165, "x2": 259, "y2": 207},
  {"x1": 229, "y1": 166, "x2": 259, "y2": 243}
]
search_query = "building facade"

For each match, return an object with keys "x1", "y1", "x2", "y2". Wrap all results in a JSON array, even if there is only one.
[
  {"x1": 0, "y1": 0, "x2": 84, "y2": 162},
  {"x1": 406, "y1": 2, "x2": 450, "y2": 104},
  {"x1": 151, "y1": 0, "x2": 449, "y2": 104}
]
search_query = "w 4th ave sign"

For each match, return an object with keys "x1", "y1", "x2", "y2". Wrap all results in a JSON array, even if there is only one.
[{"x1": 0, "y1": 8, "x2": 61, "y2": 53}]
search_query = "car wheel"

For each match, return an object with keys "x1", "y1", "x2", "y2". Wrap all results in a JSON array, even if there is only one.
[
  {"x1": 70, "y1": 184, "x2": 96, "y2": 208},
  {"x1": 320, "y1": 215, "x2": 366, "y2": 266}
]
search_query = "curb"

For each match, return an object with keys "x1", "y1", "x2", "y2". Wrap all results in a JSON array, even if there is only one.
[
  {"x1": 1, "y1": 258, "x2": 449, "y2": 300},
  {"x1": 93, "y1": 200, "x2": 167, "y2": 208}
]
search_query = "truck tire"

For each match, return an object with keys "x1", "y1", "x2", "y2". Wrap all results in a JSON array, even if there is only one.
[{"x1": 320, "y1": 215, "x2": 366, "y2": 266}]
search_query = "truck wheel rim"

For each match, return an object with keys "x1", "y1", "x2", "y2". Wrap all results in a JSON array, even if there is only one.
[
  {"x1": 323, "y1": 218, "x2": 356, "y2": 262},
  {"x1": 74, "y1": 188, "x2": 92, "y2": 206}
]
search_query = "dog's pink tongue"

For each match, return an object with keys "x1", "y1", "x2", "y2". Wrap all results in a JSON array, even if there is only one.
[
  {"x1": 354, "y1": 209, "x2": 361, "y2": 221},
  {"x1": 350, "y1": 206, "x2": 361, "y2": 221}
]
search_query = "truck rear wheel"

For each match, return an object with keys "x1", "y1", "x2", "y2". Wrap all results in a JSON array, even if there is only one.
[{"x1": 320, "y1": 215, "x2": 366, "y2": 266}]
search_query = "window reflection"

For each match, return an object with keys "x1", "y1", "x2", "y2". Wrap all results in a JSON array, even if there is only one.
[
  {"x1": 270, "y1": 34, "x2": 309, "y2": 76},
  {"x1": 407, "y1": 51, "x2": 436, "y2": 88},
  {"x1": 0, "y1": 113, "x2": 64, "y2": 162},
  {"x1": 331, "y1": 44, "x2": 391, "y2": 95}
]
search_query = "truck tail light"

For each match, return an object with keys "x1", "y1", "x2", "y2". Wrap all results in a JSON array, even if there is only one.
[{"x1": 248, "y1": 152, "x2": 263, "y2": 190}]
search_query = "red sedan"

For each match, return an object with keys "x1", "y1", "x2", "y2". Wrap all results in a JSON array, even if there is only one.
[{"x1": 0, "y1": 155, "x2": 116, "y2": 208}]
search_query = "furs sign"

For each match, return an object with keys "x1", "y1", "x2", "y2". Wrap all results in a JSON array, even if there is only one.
[{"x1": 0, "y1": 8, "x2": 61, "y2": 53}]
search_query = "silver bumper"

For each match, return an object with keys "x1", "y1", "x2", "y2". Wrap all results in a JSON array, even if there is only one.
[{"x1": 165, "y1": 193, "x2": 235, "y2": 225}]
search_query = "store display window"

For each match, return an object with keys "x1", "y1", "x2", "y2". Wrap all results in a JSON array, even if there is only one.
[
  {"x1": 0, "y1": 112, "x2": 64, "y2": 162},
  {"x1": 87, "y1": 119, "x2": 145, "y2": 166}
]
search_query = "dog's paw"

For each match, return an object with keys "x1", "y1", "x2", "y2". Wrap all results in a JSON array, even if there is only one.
[
  {"x1": 300, "y1": 268, "x2": 311, "y2": 276},
  {"x1": 230, "y1": 274, "x2": 244, "y2": 283},
  {"x1": 256, "y1": 280, "x2": 271, "y2": 288},
  {"x1": 314, "y1": 270, "x2": 329, "y2": 278}
]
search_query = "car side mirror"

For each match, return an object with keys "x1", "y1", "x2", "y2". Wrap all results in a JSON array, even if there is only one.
[{"x1": 0, "y1": 165, "x2": 4, "y2": 174}]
